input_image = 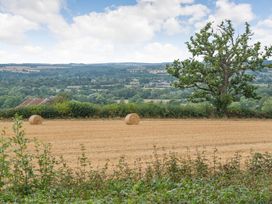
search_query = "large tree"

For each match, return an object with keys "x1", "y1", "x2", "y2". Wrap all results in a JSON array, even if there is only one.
[{"x1": 167, "y1": 20, "x2": 272, "y2": 115}]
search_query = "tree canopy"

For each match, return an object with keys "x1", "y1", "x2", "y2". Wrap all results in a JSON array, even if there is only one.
[{"x1": 167, "y1": 20, "x2": 272, "y2": 115}]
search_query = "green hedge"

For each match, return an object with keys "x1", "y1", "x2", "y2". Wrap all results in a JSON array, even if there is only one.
[
  {"x1": 0, "y1": 101, "x2": 215, "y2": 119},
  {"x1": 227, "y1": 97, "x2": 272, "y2": 118},
  {"x1": 0, "y1": 99, "x2": 272, "y2": 119}
]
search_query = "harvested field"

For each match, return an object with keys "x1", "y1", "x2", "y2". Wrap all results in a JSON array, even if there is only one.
[{"x1": 1, "y1": 119, "x2": 272, "y2": 167}]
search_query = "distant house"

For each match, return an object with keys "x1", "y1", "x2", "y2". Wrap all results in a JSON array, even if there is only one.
[{"x1": 17, "y1": 97, "x2": 53, "y2": 108}]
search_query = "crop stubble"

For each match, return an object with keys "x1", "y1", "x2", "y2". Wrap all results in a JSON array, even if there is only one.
[{"x1": 1, "y1": 119, "x2": 272, "y2": 167}]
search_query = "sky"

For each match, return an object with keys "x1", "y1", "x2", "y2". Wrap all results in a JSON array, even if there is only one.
[{"x1": 0, "y1": 0, "x2": 271, "y2": 64}]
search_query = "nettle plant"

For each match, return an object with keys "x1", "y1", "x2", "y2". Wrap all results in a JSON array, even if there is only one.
[{"x1": 167, "y1": 20, "x2": 272, "y2": 115}]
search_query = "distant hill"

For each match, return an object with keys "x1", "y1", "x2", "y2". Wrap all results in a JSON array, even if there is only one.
[{"x1": 0, "y1": 62, "x2": 170, "y2": 70}]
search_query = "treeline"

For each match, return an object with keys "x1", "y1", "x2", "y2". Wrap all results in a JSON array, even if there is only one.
[
  {"x1": 0, "y1": 98, "x2": 272, "y2": 119},
  {"x1": 1, "y1": 63, "x2": 271, "y2": 109}
]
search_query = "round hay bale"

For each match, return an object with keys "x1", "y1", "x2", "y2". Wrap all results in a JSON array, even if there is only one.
[
  {"x1": 29, "y1": 115, "x2": 43, "y2": 125},
  {"x1": 125, "y1": 113, "x2": 140, "y2": 125}
]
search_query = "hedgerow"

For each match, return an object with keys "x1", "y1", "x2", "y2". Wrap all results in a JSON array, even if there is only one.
[
  {"x1": 1, "y1": 98, "x2": 272, "y2": 119},
  {"x1": 0, "y1": 101, "x2": 216, "y2": 119}
]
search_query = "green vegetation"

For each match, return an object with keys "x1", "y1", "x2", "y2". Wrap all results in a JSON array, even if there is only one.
[
  {"x1": 1, "y1": 97, "x2": 272, "y2": 119},
  {"x1": 1, "y1": 116, "x2": 272, "y2": 203},
  {"x1": 0, "y1": 63, "x2": 190, "y2": 108},
  {"x1": 0, "y1": 61, "x2": 271, "y2": 110},
  {"x1": 0, "y1": 101, "x2": 214, "y2": 119},
  {"x1": 167, "y1": 20, "x2": 272, "y2": 115}
]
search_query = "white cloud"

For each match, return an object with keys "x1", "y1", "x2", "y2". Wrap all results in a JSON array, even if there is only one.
[
  {"x1": 49, "y1": 0, "x2": 210, "y2": 63},
  {"x1": 209, "y1": 0, "x2": 255, "y2": 25},
  {"x1": 0, "y1": 0, "x2": 68, "y2": 36},
  {"x1": 0, "y1": 0, "x2": 65, "y2": 26},
  {"x1": 60, "y1": 0, "x2": 209, "y2": 43},
  {"x1": 47, "y1": 41, "x2": 183, "y2": 63},
  {"x1": 68, "y1": 11, "x2": 154, "y2": 44},
  {"x1": 0, "y1": 0, "x2": 62, "y2": 22},
  {"x1": 0, "y1": 13, "x2": 37, "y2": 43},
  {"x1": 253, "y1": 18, "x2": 272, "y2": 46},
  {"x1": 22, "y1": 45, "x2": 43, "y2": 54},
  {"x1": 163, "y1": 18, "x2": 185, "y2": 35},
  {"x1": 181, "y1": 4, "x2": 210, "y2": 23},
  {"x1": 0, "y1": 49, "x2": 20, "y2": 61},
  {"x1": 133, "y1": 42, "x2": 185, "y2": 62},
  {"x1": 0, "y1": 0, "x2": 267, "y2": 63},
  {"x1": 0, "y1": 0, "x2": 211, "y2": 63}
]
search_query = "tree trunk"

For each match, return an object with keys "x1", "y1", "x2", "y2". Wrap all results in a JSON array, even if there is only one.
[{"x1": 215, "y1": 94, "x2": 232, "y2": 117}]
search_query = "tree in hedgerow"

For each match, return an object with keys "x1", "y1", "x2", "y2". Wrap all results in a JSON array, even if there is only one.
[{"x1": 167, "y1": 20, "x2": 272, "y2": 115}]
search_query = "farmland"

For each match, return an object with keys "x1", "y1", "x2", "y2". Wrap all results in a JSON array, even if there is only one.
[
  {"x1": 0, "y1": 63, "x2": 271, "y2": 109},
  {"x1": 1, "y1": 119, "x2": 272, "y2": 167}
]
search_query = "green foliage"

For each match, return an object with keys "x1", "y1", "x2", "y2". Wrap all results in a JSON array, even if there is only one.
[
  {"x1": 1, "y1": 118, "x2": 272, "y2": 203},
  {"x1": 0, "y1": 102, "x2": 215, "y2": 119},
  {"x1": 0, "y1": 63, "x2": 189, "y2": 109},
  {"x1": 128, "y1": 94, "x2": 144, "y2": 103},
  {"x1": 261, "y1": 97, "x2": 272, "y2": 115},
  {"x1": 1, "y1": 99, "x2": 272, "y2": 119},
  {"x1": 0, "y1": 95, "x2": 22, "y2": 109},
  {"x1": 167, "y1": 20, "x2": 272, "y2": 115},
  {"x1": 226, "y1": 97, "x2": 272, "y2": 118},
  {"x1": 227, "y1": 98, "x2": 261, "y2": 117},
  {"x1": 67, "y1": 101, "x2": 98, "y2": 118},
  {"x1": 51, "y1": 92, "x2": 71, "y2": 104}
]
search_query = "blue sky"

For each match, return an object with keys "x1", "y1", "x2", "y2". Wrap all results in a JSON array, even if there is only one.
[{"x1": 0, "y1": 0, "x2": 271, "y2": 63}]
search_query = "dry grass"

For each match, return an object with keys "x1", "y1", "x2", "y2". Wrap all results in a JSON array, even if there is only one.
[
  {"x1": 1, "y1": 119, "x2": 272, "y2": 167},
  {"x1": 125, "y1": 113, "x2": 140, "y2": 125},
  {"x1": 29, "y1": 115, "x2": 43, "y2": 125}
]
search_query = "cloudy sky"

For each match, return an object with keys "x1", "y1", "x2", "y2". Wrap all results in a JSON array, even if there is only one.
[{"x1": 0, "y1": 0, "x2": 271, "y2": 63}]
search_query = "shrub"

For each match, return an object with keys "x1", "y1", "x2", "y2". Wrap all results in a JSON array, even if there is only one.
[
  {"x1": 67, "y1": 102, "x2": 98, "y2": 118},
  {"x1": 228, "y1": 100, "x2": 262, "y2": 118},
  {"x1": 0, "y1": 100, "x2": 271, "y2": 119},
  {"x1": 54, "y1": 102, "x2": 70, "y2": 117},
  {"x1": 261, "y1": 97, "x2": 272, "y2": 117}
]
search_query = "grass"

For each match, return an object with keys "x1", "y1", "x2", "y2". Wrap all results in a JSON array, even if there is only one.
[{"x1": 1, "y1": 116, "x2": 272, "y2": 203}]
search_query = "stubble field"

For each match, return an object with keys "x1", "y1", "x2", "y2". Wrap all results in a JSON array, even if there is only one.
[{"x1": 1, "y1": 119, "x2": 272, "y2": 167}]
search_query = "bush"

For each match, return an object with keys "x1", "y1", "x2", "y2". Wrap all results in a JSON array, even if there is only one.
[
  {"x1": 0, "y1": 106, "x2": 59, "y2": 119},
  {"x1": 0, "y1": 102, "x2": 214, "y2": 119},
  {"x1": 67, "y1": 101, "x2": 99, "y2": 118},
  {"x1": 54, "y1": 102, "x2": 70, "y2": 117},
  {"x1": 261, "y1": 97, "x2": 272, "y2": 117},
  {"x1": 100, "y1": 103, "x2": 138, "y2": 118},
  {"x1": 0, "y1": 100, "x2": 271, "y2": 119},
  {"x1": 227, "y1": 98, "x2": 261, "y2": 118}
]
